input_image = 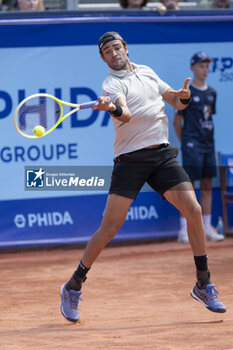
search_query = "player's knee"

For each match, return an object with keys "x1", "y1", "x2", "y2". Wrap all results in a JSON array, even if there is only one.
[
  {"x1": 193, "y1": 203, "x2": 202, "y2": 218},
  {"x1": 100, "y1": 221, "x2": 122, "y2": 241},
  {"x1": 184, "y1": 201, "x2": 202, "y2": 220}
]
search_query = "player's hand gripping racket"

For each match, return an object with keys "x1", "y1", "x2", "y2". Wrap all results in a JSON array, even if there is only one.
[{"x1": 13, "y1": 93, "x2": 99, "y2": 138}]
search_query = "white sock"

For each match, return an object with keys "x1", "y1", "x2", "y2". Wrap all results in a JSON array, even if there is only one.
[
  {"x1": 203, "y1": 214, "x2": 211, "y2": 228},
  {"x1": 180, "y1": 217, "x2": 187, "y2": 230}
]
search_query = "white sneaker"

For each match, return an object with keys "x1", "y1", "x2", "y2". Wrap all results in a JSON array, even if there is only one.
[
  {"x1": 177, "y1": 228, "x2": 189, "y2": 243},
  {"x1": 205, "y1": 226, "x2": 224, "y2": 242}
]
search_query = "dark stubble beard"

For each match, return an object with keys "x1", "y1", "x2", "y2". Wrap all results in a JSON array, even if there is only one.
[{"x1": 109, "y1": 56, "x2": 130, "y2": 71}]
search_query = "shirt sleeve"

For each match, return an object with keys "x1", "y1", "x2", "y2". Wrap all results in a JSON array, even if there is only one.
[
  {"x1": 155, "y1": 74, "x2": 171, "y2": 95},
  {"x1": 102, "y1": 76, "x2": 126, "y2": 104},
  {"x1": 141, "y1": 65, "x2": 171, "y2": 95},
  {"x1": 153, "y1": 72, "x2": 171, "y2": 95}
]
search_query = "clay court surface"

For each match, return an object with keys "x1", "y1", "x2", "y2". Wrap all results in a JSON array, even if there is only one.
[{"x1": 0, "y1": 239, "x2": 233, "y2": 350}]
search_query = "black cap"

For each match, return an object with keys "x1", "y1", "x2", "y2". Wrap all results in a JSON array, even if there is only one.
[
  {"x1": 98, "y1": 31, "x2": 126, "y2": 53},
  {"x1": 190, "y1": 52, "x2": 213, "y2": 66}
]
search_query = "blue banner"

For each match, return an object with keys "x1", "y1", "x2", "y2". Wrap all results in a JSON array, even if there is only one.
[
  {"x1": 0, "y1": 13, "x2": 232, "y2": 248},
  {"x1": 0, "y1": 192, "x2": 180, "y2": 248}
]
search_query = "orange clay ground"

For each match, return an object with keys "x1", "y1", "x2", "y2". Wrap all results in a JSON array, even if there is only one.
[{"x1": 0, "y1": 238, "x2": 233, "y2": 350}]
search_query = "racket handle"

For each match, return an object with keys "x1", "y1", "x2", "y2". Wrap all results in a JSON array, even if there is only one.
[
  {"x1": 79, "y1": 97, "x2": 111, "y2": 109},
  {"x1": 80, "y1": 100, "x2": 99, "y2": 109}
]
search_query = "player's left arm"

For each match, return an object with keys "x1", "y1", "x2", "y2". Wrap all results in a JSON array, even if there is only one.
[{"x1": 162, "y1": 78, "x2": 191, "y2": 110}]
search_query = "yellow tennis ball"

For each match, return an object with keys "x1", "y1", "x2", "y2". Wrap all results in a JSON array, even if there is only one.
[{"x1": 33, "y1": 125, "x2": 45, "y2": 137}]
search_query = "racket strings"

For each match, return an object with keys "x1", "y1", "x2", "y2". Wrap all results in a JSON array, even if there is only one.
[{"x1": 16, "y1": 96, "x2": 61, "y2": 136}]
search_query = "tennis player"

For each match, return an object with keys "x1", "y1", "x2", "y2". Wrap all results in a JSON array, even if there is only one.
[{"x1": 60, "y1": 32, "x2": 226, "y2": 322}]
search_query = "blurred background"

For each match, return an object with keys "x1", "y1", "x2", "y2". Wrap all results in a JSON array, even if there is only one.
[{"x1": 0, "y1": 3, "x2": 232, "y2": 249}]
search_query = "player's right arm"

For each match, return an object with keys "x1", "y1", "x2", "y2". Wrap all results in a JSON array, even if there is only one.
[
  {"x1": 93, "y1": 95, "x2": 132, "y2": 123},
  {"x1": 173, "y1": 113, "x2": 183, "y2": 142}
]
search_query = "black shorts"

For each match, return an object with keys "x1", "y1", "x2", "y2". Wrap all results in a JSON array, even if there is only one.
[
  {"x1": 109, "y1": 144, "x2": 190, "y2": 200},
  {"x1": 182, "y1": 146, "x2": 217, "y2": 181}
]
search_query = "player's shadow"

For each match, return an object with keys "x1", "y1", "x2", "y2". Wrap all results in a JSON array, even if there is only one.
[
  {"x1": 0, "y1": 319, "x2": 223, "y2": 339},
  {"x1": 39, "y1": 319, "x2": 224, "y2": 332}
]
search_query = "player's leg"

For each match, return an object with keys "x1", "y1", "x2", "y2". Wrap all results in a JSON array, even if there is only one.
[
  {"x1": 60, "y1": 150, "x2": 149, "y2": 322},
  {"x1": 68, "y1": 193, "x2": 133, "y2": 289},
  {"x1": 82, "y1": 193, "x2": 133, "y2": 267},
  {"x1": 60, "y1": 193, "x2": 133, "y2": 322},
  {"x1": 147, "y1": 146, "x2": 226, "y2": 313},
  {"x1": 164, "y1": 182, "x2": 207, "y2": 251},
  {"x1": 164, "y1": 181, "x2": 206, "y2": 255},
  {"x1": 164, "y1": 182, "x2": 226, "y2": 313},
  {"x1": 147, "y1": 145, "x2": 206, "y2": 254},
  {"x1": 178, "y1": 180, "x2": 194, "y2": 244}
]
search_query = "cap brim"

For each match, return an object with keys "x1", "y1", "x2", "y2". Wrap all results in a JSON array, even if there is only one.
[
  {"x1": 203, "y1": 58, "x2": 213, "y2": 62},
  {"x1": 191, "y1": 58, "x2": 213, "y2": 66}
]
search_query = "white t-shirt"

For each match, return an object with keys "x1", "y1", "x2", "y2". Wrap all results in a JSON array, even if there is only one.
[{"x1": 102, "y1": 63, "x2": 170, "y2": 158}]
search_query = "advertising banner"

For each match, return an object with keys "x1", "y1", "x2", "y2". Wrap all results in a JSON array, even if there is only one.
[{"x1": 0, "y1": 14, "x2": 232, "y2": 248}]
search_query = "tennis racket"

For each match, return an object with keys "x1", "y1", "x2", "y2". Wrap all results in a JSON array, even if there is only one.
[{"x1": 13, "y1": 93, "x2": 99, "y2": 138}]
